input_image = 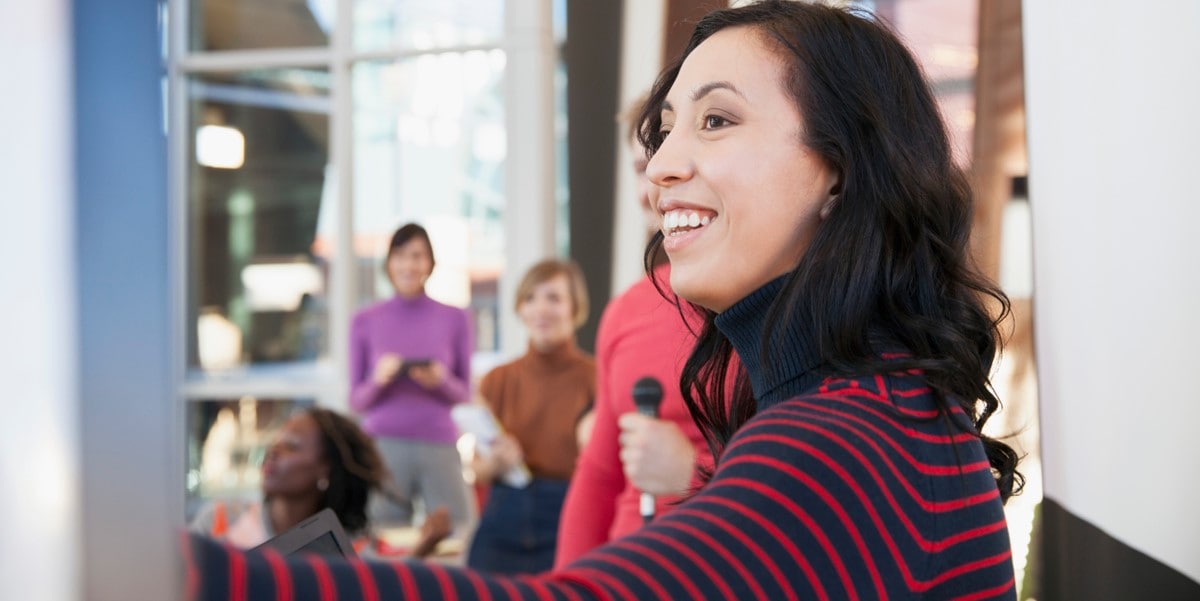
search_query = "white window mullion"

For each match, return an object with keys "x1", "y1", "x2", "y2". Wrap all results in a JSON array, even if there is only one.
[
  {"x1": 326, "y1": 0, "x2": 356, "y2": 411},
  {"x1": 501, "y1": 0, "x2": 557, "y2": 357},
  {"x1": 177, "y1": 47, "x2": 332, "y2": 72}
]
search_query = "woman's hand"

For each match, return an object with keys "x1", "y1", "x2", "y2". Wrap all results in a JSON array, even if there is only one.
[
  {"x1": 406, "y1": 360, "x2": 446, "y2": 389},
  {"x1": 471, "y1": 434, "x2": 524, "y2": 484},
  {"x1": 617, "y1": 413, "x2": 697, "y2": 496},
  {"x1": 372, "y1": 353, "x2": 403, "y2": 386}
]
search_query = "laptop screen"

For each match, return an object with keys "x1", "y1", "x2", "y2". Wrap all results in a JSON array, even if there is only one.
[{"x1": 252, "y1": 508, "x2": 357, "y2": 559}]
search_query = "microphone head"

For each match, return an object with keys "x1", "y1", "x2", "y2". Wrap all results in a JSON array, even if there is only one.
[{"x1": 632, "y1": 376, "x2": 664, "y2": 416}]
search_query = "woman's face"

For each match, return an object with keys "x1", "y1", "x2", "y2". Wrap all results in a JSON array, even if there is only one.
[
  {"x1": 386, "y1": 236, "x2": 434, "y2": 297},
  {"x1": 261, "y1": 413, "x2": 328, "y2": 498},
  {"x1": 647, "y1": 26, "x2": 838, "y2": 312},
  {"x1": 518, "y1": 273, "x2": 577, "y2": 352}
]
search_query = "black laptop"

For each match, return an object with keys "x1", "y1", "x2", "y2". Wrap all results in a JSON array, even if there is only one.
[{"x1": 251, "y1": 508, "x2": 357, "y2": 559}]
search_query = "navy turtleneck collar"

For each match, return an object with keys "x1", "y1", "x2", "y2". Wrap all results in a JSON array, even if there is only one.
[{"x1": 714, "y1": 276, "x2": 824, "y2": 410}]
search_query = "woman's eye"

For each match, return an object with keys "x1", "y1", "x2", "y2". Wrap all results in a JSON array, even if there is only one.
[{"x1": 703, "y1": 115, "x2": 729, "y2": 129}]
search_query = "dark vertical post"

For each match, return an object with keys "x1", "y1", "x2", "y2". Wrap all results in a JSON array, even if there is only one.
[{"x1": 565, "y1": 0, "x2": 623, "y2": 352}]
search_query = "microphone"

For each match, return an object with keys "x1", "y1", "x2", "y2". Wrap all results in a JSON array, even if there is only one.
[{"x1": 631, "y1": 376, "x2": 664, "y2": 524}]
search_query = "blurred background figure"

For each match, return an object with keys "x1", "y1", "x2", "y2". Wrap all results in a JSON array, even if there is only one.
[
  {"x1": 466, "y1": 259, "x2": 595, "y2": 574},
  {"x1": 554, "y1": 97, "x2": 709, "y2": 568},
  {"x1": 348, "y1": 223, "x2": 476, "y2": 534},
  {"x1": 189, "y1": 407, "x2": 451, "y2": 558}
]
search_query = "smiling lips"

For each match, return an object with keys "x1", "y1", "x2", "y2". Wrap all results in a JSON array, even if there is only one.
[{"x1": 662, "y1": 209, "x2": 715, "y2": 237}]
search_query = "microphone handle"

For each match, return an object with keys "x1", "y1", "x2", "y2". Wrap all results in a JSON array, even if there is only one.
[
  {"x1": 640, "y1": 492, "x2": 655, "y2": 525},
  {"x1": 634, "y1": 403, "x2": 659, "y2": 524}
]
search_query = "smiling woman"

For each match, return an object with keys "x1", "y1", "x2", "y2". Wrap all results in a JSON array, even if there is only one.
[
  {"x1": 650, "y1": 44, "x2": 839, "y2": 312},
  {"x1": 188, "y1": 2, "x2": 1021, "y2": 598},
  {"x1": 347, "y1": 222, "x2": 476, "y2": 533},
  {"x1": 466, "y1": 258, "x2": 596, "y2": 574}
]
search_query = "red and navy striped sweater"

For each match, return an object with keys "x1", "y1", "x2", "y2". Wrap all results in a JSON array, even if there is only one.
[
  {"x1": 186, "y1": 371, "x2": 1013, "y2": 600},
  {"x1": 186, "y1": 280, "x2": 1015, "y2": 599}
]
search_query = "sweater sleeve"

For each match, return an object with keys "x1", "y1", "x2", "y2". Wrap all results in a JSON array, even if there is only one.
[
  {"x1": 554, "y1": 302, "x2": 625, "y2": 568},
  {"x1": 184, "y1": 391, "x2": 1015, "y2": 600},
  {"x1": 428, "y1": 307, "x2": 473, "y2": 405},
  {"x1": 348, "y1": 311, "x2": 383, "y2": 412}
]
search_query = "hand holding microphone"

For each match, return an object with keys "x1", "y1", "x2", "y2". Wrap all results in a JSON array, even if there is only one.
[{"x1": 618, "y1": 377, "x2": 697, "y2": 525}]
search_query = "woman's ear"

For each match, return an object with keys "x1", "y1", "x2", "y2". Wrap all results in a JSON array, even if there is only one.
[{"x1": 819, "y1": 171, "x2": 842, "y2": 220}]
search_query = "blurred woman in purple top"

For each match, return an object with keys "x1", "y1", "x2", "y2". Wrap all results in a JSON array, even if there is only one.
[{"x1": 348, "y1": 223, "x2": 475, "y2": 533}]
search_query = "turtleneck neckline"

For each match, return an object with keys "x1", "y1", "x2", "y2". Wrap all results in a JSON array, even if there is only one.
[
  {"x1": 390, "y1": 291, "x2": 430, "y2": 308},
  {"x1": 714, "y1": 276, "x2": 824, "y2": 410},
  {"x1": 525, "y1": 338, "x2": 581, "y2": 371}
]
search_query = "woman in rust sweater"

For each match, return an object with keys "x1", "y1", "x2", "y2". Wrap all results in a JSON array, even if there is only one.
[{"x1": 466, "y1": 258, "x2": 596, "y2": 574}]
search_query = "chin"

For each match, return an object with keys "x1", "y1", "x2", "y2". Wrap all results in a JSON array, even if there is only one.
[{"x1": 669, "y1": 268, "x2": 724, "y2": 312}]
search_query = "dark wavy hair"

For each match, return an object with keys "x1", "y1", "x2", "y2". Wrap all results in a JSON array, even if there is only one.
[
  {"x1": 307, "y1": 408, "x2": 386, "y2": 534},
  {"x1": 638, "y1": 1, "x2": 1022, "y2": 501}
]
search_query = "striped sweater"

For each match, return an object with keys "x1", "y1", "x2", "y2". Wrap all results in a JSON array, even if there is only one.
[{"x1": 186, "y1": 279, "x2": 1015, "y2": 600}]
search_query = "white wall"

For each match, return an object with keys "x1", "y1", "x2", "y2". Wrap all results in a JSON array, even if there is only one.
[
  {"x1": 1024, "y1": 1, "x2": 1200, "y2": 583},
  {"x1": 0, "y1": 2, "x2": 81, "y2": 600}
]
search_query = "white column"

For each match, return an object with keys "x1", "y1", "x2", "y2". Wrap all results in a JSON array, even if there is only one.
[
  {"x1": 1024, "y1": 0, "x2": 1200, "y2": 583},
  {"x1": 610, "y1": 0, "x2": 667, "y2": 295},
  {"x1": 0, "y1": 2, "x2": 80, "y2": 601},
  {"x1": 502, "y1": 0, "x2": 557, "y2": 356}
]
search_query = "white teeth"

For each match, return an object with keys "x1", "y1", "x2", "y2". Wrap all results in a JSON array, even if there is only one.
[{"x1": 661, "y1": 209, "x2": 714, "y2": 236}]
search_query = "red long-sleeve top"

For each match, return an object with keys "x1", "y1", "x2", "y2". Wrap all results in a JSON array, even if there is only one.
[{"x1": 554, "y1": 268, "x2": 709, "y2": 566}]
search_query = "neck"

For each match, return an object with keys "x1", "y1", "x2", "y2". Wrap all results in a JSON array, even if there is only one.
[
  {"x1": 265, "y1": 494, "x2": 324, "y2": 534},
  {"x1": 528, "y1": 333, "x2": 578, "y2": 359}
]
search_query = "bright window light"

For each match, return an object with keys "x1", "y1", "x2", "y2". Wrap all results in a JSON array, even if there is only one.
[
  {"x1": 241, "y1": 261, "x2": 324, "y2": 312},
  {"x1": 196, "y1": 124, "x2": 245, "y2": 169}
]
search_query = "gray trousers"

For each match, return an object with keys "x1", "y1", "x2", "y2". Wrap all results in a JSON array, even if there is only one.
[{"x1": 370, "y1": 437, "x2": 476, "y2": 532}]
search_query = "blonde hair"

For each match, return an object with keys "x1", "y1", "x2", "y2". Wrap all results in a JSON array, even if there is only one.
[{"x1": 514, "y1": 258, "x2": 590, "y2": 328}]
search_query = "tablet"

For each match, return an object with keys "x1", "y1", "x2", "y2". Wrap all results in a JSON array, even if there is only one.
[{"x1": 251, "y1": 507, "x2": 357, "y2": 559}]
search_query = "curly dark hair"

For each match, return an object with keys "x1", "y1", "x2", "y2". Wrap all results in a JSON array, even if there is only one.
[
  {"x1": 638, "y1": 1, "x2": 1022, "y2": 501},
  {"x1": 307, "y1": 408, "x2": 386, "y2": 534}
]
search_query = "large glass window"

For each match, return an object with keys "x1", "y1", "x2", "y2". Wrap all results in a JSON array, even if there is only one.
[
  {"x1": 352, "y1": 50, "x2": 507, "y2": 347},
  {"x1": 173, "y1": 0, "x2": 562, "y2": 516},
  {"x1": 189, "y1": 0, "x2": 334, "y2": 51},
  {"x1": 354, "y1": 0, "x2": 504, "y2": 52},
  {"x1": 187, "y1": 68, "x2": 333, "y2": 369}
]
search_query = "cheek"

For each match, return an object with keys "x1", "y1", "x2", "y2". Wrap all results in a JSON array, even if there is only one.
[{"x1": 555, "y1": 303, "x2": 575, "y2": 327}]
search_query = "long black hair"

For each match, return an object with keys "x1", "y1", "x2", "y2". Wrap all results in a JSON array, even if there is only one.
[{"x1": 639, "y1": 1, "x2": 1022, "y2": 501}]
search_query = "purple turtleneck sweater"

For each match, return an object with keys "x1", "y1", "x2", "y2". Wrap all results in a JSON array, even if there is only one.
[{"x1": 348, "y1": 293, "x2": 474, "y2": 444}]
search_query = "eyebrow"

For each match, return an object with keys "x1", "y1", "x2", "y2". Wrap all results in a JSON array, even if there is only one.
[{"x1": 661, "y1": 81, "x2": 745, "y2": 113}]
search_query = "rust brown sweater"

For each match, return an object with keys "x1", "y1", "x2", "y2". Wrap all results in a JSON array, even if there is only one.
[{"x1": 479, "y1": 341, "x2": 595, "y2": 480}]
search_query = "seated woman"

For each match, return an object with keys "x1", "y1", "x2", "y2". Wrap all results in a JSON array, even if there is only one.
[
  {"x1": 189, "y1": 407, "x2": 450, "y2": 558},
  {"x1": 467, "y1": 259, "x2": 596, "y2": 574}
]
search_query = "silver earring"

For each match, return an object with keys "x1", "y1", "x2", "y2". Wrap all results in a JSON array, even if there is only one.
[
  {"x1": 820, "y1": 196, "x2": 839, "y2": 220},
  {"x1": 317, "y1": 477, "x2": 329, "y2": 492}
]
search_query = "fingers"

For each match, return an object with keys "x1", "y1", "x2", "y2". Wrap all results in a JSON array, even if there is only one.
[
  {"x1": 617, "y1": 412, "x2": 696, "y2": 495},
  {"x1": 374, "y1": 354, "x2": 403, "y2": 385}
]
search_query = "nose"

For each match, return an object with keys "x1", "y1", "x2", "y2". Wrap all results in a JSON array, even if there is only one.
[{"x1": 645, "y1": 130, "x2": 694, "y2": 190}]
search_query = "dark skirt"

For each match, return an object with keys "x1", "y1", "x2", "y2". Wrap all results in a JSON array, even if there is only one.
[{"x1": 466, "y1": 478, "x2": 569, "y2": 575}]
